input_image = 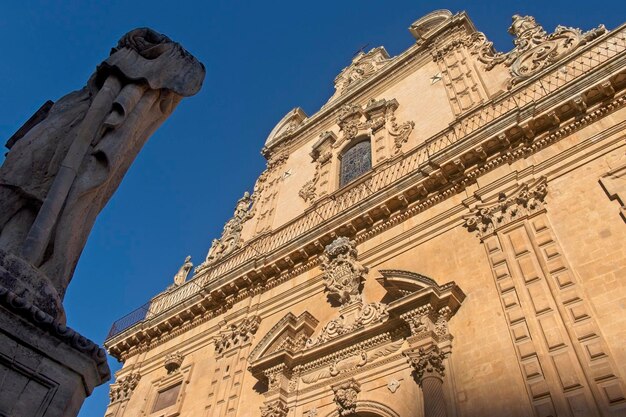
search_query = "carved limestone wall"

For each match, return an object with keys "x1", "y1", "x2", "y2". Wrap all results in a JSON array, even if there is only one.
[{"x1": 464, "y1": 177, "x2": 626, "y2": 416}]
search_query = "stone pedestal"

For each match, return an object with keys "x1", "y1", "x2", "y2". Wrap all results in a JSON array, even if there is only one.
[{"x1": 0, "y1": 272, "x2": 109, "y2": 416}]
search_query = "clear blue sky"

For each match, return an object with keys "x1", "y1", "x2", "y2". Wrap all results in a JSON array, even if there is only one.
[{"x1": 1, "y1": 1, "x2": 624, "y2": 415}]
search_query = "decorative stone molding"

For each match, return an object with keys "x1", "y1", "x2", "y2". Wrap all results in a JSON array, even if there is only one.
[
  {"x1": 265, "y1": 107, "x2": 308, "y2": 149},
  {"x1": 466, "y1": 14, "x2": 606, "y2": 87},
  {"x1": 205, "y1": 191, "x2": 254, "y2": 265},
  {"x1": 463, "y1": 177, "x2": 548, "y2": 237},
  {"x1": 260, "y1": 400, "x2": 289, "y2": 417},
  {"x1": 306, "y1": 302, "x2": 388, "y2": 348},
  {"x1": 330, "y1": 47, "x2": 393, "y2": 100},
  {"x1": 332, "y1": 379, "x2": 361, "y2": 416},
  {"x1": 0, "y1": 284, "x2": 110, "y2": 381},
  {"x1": 599, "y1": 149, "x2": 626, "y2": 222},
  {"x1": 387, "y1": 379, "x2": 401, "y2": 393},
  {"x1": 301, "y1": 339, "x2": 402, "y2": 383},
  {"x1": 320, "y1": 237, "x2": 368, "y2": 306},
  {"x1": 405, "y1": 346, "x2": 446, "y2": 386},
  {"x1": 164, "y1": 351, "x2": 184, "y2": 374},
  {"x1": 214, "y1": 315, "x2": 261, "y2": 355},
  {"x1": 109, "y1": 371, "x2": 141, "y2": 403}
]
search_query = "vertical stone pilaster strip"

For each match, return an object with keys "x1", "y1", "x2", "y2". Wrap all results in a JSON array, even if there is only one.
[{"x1": 464, "y1": 178, "x2": 626, "y2": 416}]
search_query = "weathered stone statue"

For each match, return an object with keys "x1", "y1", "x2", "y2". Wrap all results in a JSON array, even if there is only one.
[
  {"x1": 174, "y1": 256, "x2": 193, "y2": 285},
  {"x1": 0, "y1": 28, "x2": 204, "y2": 417},
  {"x1": 0, "y1": 28, "x2": 205, "y2": 317}
]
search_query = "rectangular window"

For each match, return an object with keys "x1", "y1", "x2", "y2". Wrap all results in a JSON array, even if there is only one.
[{"x1": 152, "y1": 382, "x2": 182, "y2": 413}]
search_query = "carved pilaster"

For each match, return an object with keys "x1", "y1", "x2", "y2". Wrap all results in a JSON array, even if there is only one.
[
  {"x1": 332, "y1": 379, "x2": 361, "y2": 416},
  {"x1": 464, "y1": 178, "x2": 626, "y2": 415}
]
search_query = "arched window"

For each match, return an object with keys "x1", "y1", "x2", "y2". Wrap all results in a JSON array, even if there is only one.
[{"x1": 340, "y1": 139, "x2": 372, "y2": 187}]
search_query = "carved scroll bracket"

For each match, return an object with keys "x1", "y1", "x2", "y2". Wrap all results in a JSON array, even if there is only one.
[
  {"x1": 463, "y1": 177, "x2": 548, "y2": 238},
  {"x1": 465, "y1": 14, "x2": 606, "y2": 88}
]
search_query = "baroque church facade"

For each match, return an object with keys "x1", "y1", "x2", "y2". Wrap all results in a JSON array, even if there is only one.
[{"x1": 104, "y1": 10, "x2": 626, "y2": 417}]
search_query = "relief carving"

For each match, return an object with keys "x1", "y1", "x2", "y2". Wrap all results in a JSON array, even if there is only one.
[
  {"x1": 463, "y1": 177, "x2": 547, "y2": 237},
  {"x1": 332, "y1": 379, "x2": 361, "y2": 416},
  {"x1": 214, "y1": 316, "x2": 261, "y2": 355},
  {"x1": 320, "y1": 237, "x2": 368, "y2": 306},
  {"x1": 164, "y1": 352, "x2": 184, "y2": 374},
  {"x1": 466, "y1": 14, "x2": 606, "y2": 87},
  {"x1": 405, "y1": 346, "x2": 446, "y2": 386},
  {"x1": 205, "y1": 192, "x2": 253, "y2": 264},
  {"x1": 260, "y1": 400, "x2": 289, "y2": 417},
  {"x1": 331, "y1": 47, "x2": 392, "y2": 100},
  {"x1": 109, "y1": 371, "x2": 141, "y2": 403},
  {"x1": 305, "y1": 302, "x2": 387, "y2": 347}
]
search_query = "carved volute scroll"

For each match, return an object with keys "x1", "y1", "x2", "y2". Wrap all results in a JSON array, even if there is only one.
[
  {"x1": 329, "y1": 47, "x2": 393, "y2": 101},
  {"x1": 332, "y1": 379, "x2": 361, "y2": 416},
  {"x1": 465, "y1": 14, "x2": 606, "y2": 88},
  {"x1": 404, "y1": 346, "x2": 446, "y2": 386},
  {"x1": 204, "y1": 191, "x2": 253, "y2": 265},
  {"x1": 463, "y1": 176, "x2": 548, "y2": 238},
  {"x1": 320, "y1": 237, "x2": 368, "y2": 306},
  {"x1": 213, "y1": 316, "x2": 261, "y2": 356},
  {"x1": 109, "y1": 371, "x2": 141, "y2": 404}
]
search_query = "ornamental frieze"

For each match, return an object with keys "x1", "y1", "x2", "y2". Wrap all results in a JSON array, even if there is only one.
[{"x1": 466, "y1": 14, "x2": 606, "y2": 88}]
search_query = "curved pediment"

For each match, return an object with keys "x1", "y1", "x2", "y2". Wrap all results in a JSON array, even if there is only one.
[
  {"x1": 264, "y1": 107, "x2": 308, "y2": 148},
  {"x1": 376, "y1": 269, "x2": 457, "y2": 301}
]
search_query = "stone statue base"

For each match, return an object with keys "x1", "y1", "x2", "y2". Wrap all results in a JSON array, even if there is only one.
[
  {"x1": 0, "y1": 249, "x2": 64, "y2": 323},
  {"x1": 0, "y1": 265, "x2": 109, "y2": 417}
]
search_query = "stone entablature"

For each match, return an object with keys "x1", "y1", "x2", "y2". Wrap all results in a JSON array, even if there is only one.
[{"x1": 106, "y1": 18, "x2": 626, "y2": 362}]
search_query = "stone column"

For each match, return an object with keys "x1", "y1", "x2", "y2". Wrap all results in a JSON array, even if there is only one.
[{"x1": 405, "y1": 346, "x2": 448, "y2": 417}]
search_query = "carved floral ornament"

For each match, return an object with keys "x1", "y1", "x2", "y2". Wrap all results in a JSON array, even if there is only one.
[
  {"x1": 333, "y1": 379, "x2": 361, "y2": 416},
  {"x1": 204, "y1": 191, "x2": 254, "y2": 265},
  {"x1": 331, "y1": 47, "x2": 393, "y2": 100},
  {"x1": 213, "y1": 315, "x2": 261, "y2": 355},
  {"x1": 463, "y1": 177, "x2": 548, "y2": 237},
  {"x1": 260, "y1": 400, "x2": 290, "y2": 417},
  {"x1": 164, "y1": 351, "x2": 184, "y2": 374},
  {"x1": 320, "y1": 237, "x2": 368, "y2": 306},
  {"x1": 404, "y1": 345, "x2": 446, "y2": 386},
  {"x1": 465, "y1": 14, "x2": 606, "y2": 88},
  {"x1": 109, "y1": 371, "x2": 141, "y2": 403},
  {"x1": 299, "y1": 99, "x2": 414, "y2": 203}
]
